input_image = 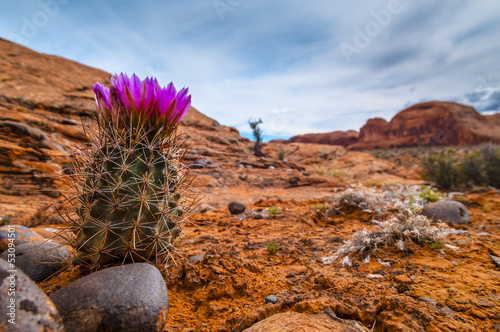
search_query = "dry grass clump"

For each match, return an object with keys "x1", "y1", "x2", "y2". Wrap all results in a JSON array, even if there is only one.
[
  {"x1": 322, "y1": 208, "x2": 450, "y2": 265},
  {"x1": 320, "y1": 185, "x2": 457, "y2": 266},
  {"x1": 316, "y1": 184, "x2": 439, "y2": 219}
]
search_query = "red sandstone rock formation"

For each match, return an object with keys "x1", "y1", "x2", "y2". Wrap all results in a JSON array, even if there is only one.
[
  {"x1": 283, "y1": 130, "x2": 359, "y2": 146},
  {"x1": 282, "y1": 101, "x2": 500, "y2": 150},
  {"x1": 349, "y1": 101, "x2": 500, "y2": 150}
]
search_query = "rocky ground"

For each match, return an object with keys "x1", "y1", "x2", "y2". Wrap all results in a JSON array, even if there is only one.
[
  {"x1": 1, "y1": 38, "x2": 500, "y2": 331},
  {"x1": 23, "y1": 143, "x2": 500, "y2": 331}
]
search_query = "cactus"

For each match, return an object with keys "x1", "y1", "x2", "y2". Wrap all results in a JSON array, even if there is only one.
[{"x1": 60, "y1": 73, "x2": 197, "y2": 270}]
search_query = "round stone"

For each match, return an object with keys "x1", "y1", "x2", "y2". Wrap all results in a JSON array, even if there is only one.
[
  {"x1": 228, "y1": 202, "x2": 246, "y2": 215},
  {"x1": 265, "y1": 295, "x2": 278, "y2": 304},
  {"x1": 0, "y1": 241, "x2": 70, "y2": 283},
  {"x1": 421, "y1": 201, "x2": 470, "y2": 224},
  {"x1": 50, "y1": 263, "x2": 169, "y2": 332},
  {"x1": 0, "y1": 258, "x2": 64, "y2": 332}
]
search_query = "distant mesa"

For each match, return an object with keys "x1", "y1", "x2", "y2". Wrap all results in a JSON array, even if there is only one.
[
  {"x1": 282, "y1": 130, "x2": 359, "y2": 146},
  {"x1": 281, "y1": 101, "x2": 500, "y2": 150}
]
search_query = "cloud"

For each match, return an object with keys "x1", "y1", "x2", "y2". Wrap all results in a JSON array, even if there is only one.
[{"x1": 0, "y1": 0, "x2": 499, "y2": 138}]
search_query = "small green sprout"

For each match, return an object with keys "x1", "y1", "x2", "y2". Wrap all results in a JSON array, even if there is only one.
[
  {"x1": 268, "y1": 205, "x2": 282, "y2": 215},
  {"x1": 266, "y1": 240, "x2": 281, "y2": 255},
  {"x1": 419, "y1": 185, "x2": 441, "y2": 202},
  {"x1": 429, "y1": 240, "x2": 442, "y2": 250},
  {"x1": 278, "y1": 146, "x2": 287, "y2": 161}
]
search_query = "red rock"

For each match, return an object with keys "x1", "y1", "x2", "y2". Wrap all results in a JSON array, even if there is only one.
[
  {"x1": 243, "y1": 311, "x2": 369, "y2": 331},
  {"x1": 349, "y1": 101, "x2": 500, "y2": 149},
  {"x1": 394, "y1": 275, "x2": 413, "y2": 284},
  {"x1": 284, "y1": 130, "x2": 359, "y2": 146}
]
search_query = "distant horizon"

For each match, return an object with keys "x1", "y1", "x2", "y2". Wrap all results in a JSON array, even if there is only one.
[{"x1": 239, "y1": 100, "x2": 500, "y2": 142}]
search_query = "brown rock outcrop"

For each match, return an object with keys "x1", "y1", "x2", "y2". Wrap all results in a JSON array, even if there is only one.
[
  {"x1": 281, "y1": 102, "x2": 500, "y2": 150},
  {"x1": 284, "y1": 130, "x2": 359, "y2": 146},
  {"x1": 243, "y1": 311, "x2": 369, "y2": 332},
  {"x1": 349, "y1": 101, "x2": 500, "y2": 149}
]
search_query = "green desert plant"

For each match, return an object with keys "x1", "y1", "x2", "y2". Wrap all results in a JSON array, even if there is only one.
[
  {"x1": 429, "y1": 240, "x2": 443, "y2": 250},
  {"x1": 459, "y1": 143, "x2": 500, "y2": 188},
  {"x1": 421, "y1": 144, "x2": 500, "y2": 189},
  {"x1": 277, "y1": 146, "x2": 287, "y2": 160},
  {"x1": 418, "y1": 185, "x2": 441, "y2": 202},
  {"x1": 421, "y1": 149, "x2": 460, "y2": 189},
  {"x1": 59, "y1": 74, "x2": 198, "y2": 270},
  {"x1": 249, "y1": 118, "x2": 263, "y2": 156},
  {"x1": 266, "y1": 240, "x2": 281, "y2": 255},
  {"x1": 268, "y1": 205, "x2": 282, "y2": 215}
]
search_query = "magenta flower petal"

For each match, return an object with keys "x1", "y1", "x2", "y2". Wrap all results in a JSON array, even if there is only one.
[
  {"x1": 92, "y1": 82, "x2": 111, "y2": 110},
  {"x1": 142, "y1": 77, "x2": 157, "y2": 113},
  {"x1": 176, "y1": 87, "x2": 191, "y2": 117},
  {"x1": 111, "y1": 73, "x2": 131, "y2": 110}
]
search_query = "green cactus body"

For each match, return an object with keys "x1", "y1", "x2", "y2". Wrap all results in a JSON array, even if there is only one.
[{"x1": 73, "y1": 137, "x2": 185, "y2": 268}]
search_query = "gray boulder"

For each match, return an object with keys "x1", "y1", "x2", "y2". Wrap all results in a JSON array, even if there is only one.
[
  {"x1": 0, "y1": 242, "x2": 70, "y2": 283},
  {"x1": 421, "y1": 201, "x2": 470, "y2": 224},
  {"x1": 0, "y1": 258, "x2": 64, "y2": 332},
  {"x1": 51, "y1": 263, "x2": 169, "y2": 332}
]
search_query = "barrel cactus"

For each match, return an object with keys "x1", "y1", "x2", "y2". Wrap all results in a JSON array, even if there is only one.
[{"x1": 61, "y1": 73, "x2": 196, "y2": 270}]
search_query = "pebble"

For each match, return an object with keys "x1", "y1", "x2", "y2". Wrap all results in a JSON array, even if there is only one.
[
  {"x1": 476, "y1": 232, "x2": 490, "y2": 236},
  {"x1": 490, "y1": 255, "x2": 500, "y2": 268},
  {"x1": 190, "y1": 159, "x2": 207, "y2": 169},
  {"x1": 245, "y1": 165, "x2": 253, "y2": 169},
  {"x1": 239, "y1": 174, "x2": 248, "y2": 181},
  {"x1": 394, "y1": 275, "x2": 413, "y2": 284},
  {"x1": 0, "y1": 241, "x2": 70, "y2": 283},
  {"x1": 188, "y1": 254, "x2": 205, "y2": 263},
  {"x1": 0, "y1": 225, "x2": 45, "y2": 252},
  {"x1": 265, "y1": 295, "x2": 278, "y2": 304},
  {"x1": 418, "y1": 297, "x2": 437, "y2": 305},
  {"x1": 421, "y1": 201, "x2": 470, "y2": 224},
  {"x1": 366, "y1": 274, "x2": 384, "y2": 279},
  {"x1": 51, "y1": 263, "x2": 169, "y2": 332},
  {"x1": 228, "y1": 202, "x2": 246, "y2": 215},
  {"x1": 238, "y1": 164, "x2": 245, "y2": 168},
  {"x1": 205, "y1": 160, "x2": 219, "y2": 168},
  {"x1": 0, "y1": 258, "x2": 64, "y2": 332},
  {"x1": 62, "y1": 119, "x2": 78, "y2": 125}
]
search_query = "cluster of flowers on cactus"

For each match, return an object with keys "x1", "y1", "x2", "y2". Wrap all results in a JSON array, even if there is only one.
[{"x1": 93, "y1": 73, "x2": 191, "y2": 126}]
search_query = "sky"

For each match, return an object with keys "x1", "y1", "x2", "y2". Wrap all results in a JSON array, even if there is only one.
[{"x1": 1, "y1": 0, "x2": 500, "y2": 141}]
